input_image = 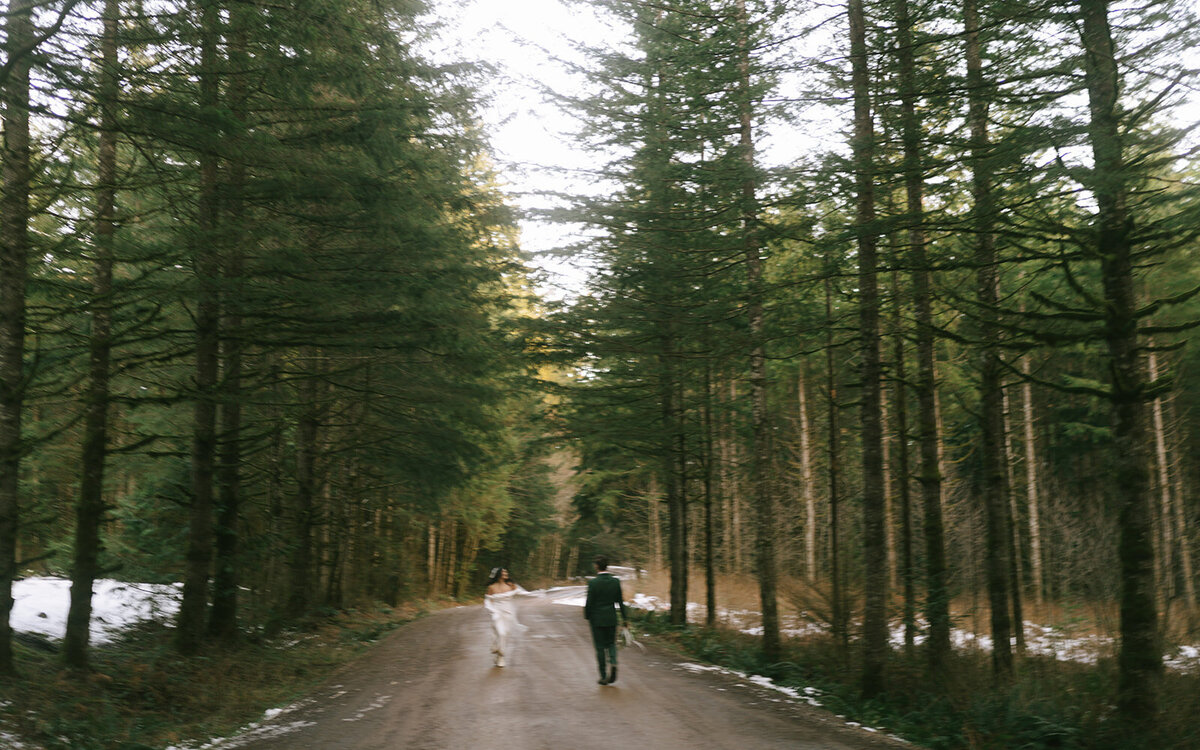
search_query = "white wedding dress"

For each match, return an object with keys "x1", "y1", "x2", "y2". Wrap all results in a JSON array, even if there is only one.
[{"x1": 484, "y1": 586, "x2": 539, "y2": 666}]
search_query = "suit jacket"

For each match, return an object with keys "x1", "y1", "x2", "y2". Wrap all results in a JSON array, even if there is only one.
[{"x1": 584, "y1": 571, "x2": 628, "y2": 627}]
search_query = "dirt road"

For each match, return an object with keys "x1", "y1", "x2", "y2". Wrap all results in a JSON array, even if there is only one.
[{"x1": 225, "y1": 588, "x2": 910, "y2": 750}]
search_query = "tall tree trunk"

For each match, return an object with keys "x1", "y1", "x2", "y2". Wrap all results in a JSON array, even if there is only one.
[
  {"x1": 288, "y1": 367, "x2": 320, "y2": 617},
  {"x1": 891, "y1": 0, "x2": 950, "y2": 674},
  {"x1": 565, "y1": 545, "x2": 579, "y2": 581},
  {"x1": 1148, "y1": 348, "x2": 1190, "y2": 605},
  {"x1": 647, "y1": 475, "x2": 663, "y2": 571},
  {"x1": 798, "y1": 368, "x2": 817, "y2": 581},
  {"x1": 882, "y1": 395, "x2": 897, "y2": 590},
  {"x1": 210, "y1": 8, "x2": 249, "y2": 641},
  {"x1": 426, "y1": 522, "x2": 437, "y2": 592},
  {"x1": 703, "y1": 360, "x2": 717, "y2": 628},
  {"x1": 675, "y1": 375, "x2": 689, "y2": 592},
  {"x1": 1002, "y1": 389, "x2": 1027, "y2": 652},
  {"x1": 824, "y1": 276, "x2": 846, "y2": 650},
  {"x1": 719, "y1": 394, "x2": 733, "y2": 574},
  {"x1": 648, "y1": 475, "x2": 663, "y2": 571},
  {"x1": 848, "y1": 0, "x2": 888, "y2": 698},
  {"x1": 0, "y1": 0, "x2": 35, "y2": 677},
  {"x1": 263, "y1": 368, "x2": 285, "y2": 611},
  {"x1": 1079, "y1": 0, "x2": 1161, "y2": 722},
  {"x1": 1164, "y1": 391, "x2": 1197, "y2": 606},
  {"x1": 65, "y1": 0, "x2": 120, "y2": 670},
  {"x1": 208, "y1": 231, "x2": 243, "y2": 638},
  {"x1": 661, "y1": 347, "x2": 688, "y2": 627},
  {"x1": 177, "y1": 0, "x2": 223, "y2": 654},
  {"x1": 549, "y1": 532, "x2": 563, "y2": 580},
  {"x1": 445, "y1": 518, "x2": 458, "y2": 592},
  {"x1": 642, "y1": 10, "x2": 688, "y2": 624},
  {"x1": 965, "y1": 0, "x2": 1013, "y2": 680},
  {"x1": 1021, "y1": 355, "x2": 1045, "y2": 604},
  {"x1": 727, "y1": 380, "x2": 744, "y2": 573},
  {"x1": 890, "y1": 271, "x2": 916, "y2": 654},
  {"x1": 737, "y1": 0, "x2": 780, "y2": 662}
]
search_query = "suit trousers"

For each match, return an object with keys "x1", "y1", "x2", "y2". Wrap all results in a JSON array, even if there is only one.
[{"x1": 590, "y1": 624, "x2": 617, "y2": 676}]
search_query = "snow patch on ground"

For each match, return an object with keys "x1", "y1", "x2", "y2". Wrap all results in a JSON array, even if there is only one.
[
  {"x1": 681, "y1": 662, "x2": 820, "y2": 705},
  {"x1": 675, "y1": 661, "x2": 907, "y2": 741},
  {"x1": 0, "y1": 730, "x2": 37, "y2": 749},
  {"x1": 163, "y1": 701, "x2": 316, "y2": 750},
  {"x1": 678, "y1": 662, "x2": 823, "y2": 707},
  {"x1": 341, "y1": 694, "x2": 392, "y2": 722},
  {"x1": 11, "y1": 577, "x2": 180, "y2": 644},
  {"x1": 1165, "y1": 644, "x2": 1200, "y2": 672}
]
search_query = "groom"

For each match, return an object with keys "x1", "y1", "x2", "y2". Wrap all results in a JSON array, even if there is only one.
[{"x1": 584, "y1": 555, "x2": 628, "y2": 685}]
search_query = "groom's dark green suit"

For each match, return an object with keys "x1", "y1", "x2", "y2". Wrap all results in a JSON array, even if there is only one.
[{"x1": 585, "y1": 569, "x2": 628, "y2": 684}]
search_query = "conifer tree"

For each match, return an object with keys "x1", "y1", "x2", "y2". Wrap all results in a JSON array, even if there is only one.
[
  {"x1": 558, "y1": 0, "x2": 789, "y2": 637},
  {"x1": 208, "y1": 0, "x2": 251, "y2": 642},
  {"x1": 0, "y1": 0, "x2": 36, "y2": 675},
  {"x1": 735, "y1": 0, "x2": 782, "y2": 662},
  {"x1": 847, "y1": 0, "x2": 889, "y2": 698},
  {"x1": 64, "y1": 0, "x2": 122, "y2": 670},
  {"x1": 1077, "y1": 0, "x2": 1162, "y2": 722},
  {"x1": 964, "y1": 0, "x2": 1013, "y2": 680},
  {"x1": 176, "y1": 0, "x2": 223, "y2": 655},
  {"x1": 884, "y1": 0, "x2": 950, "y2": 669}
]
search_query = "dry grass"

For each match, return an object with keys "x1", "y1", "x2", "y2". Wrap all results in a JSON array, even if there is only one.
[
  {"x1": 628, "y1": 569, "x2": 1200, "y2": 660},
  {"x1": 1162, "y1": 601, "x2": 1200, "y2": 646},
  {"x1": 623, "y1": 568, "x2": 771, "y2": 624}
]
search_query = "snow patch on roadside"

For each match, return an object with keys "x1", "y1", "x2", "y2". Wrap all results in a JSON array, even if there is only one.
[
  {"x1": 11, "y1": 577, "x2": 181, "y2": 644},
  {"x1": 342, "y1": 694, "x2": 392, "y2": 722},
  {"x1": 0, "y1": 730, "x2": 39, "y2": 749},
  {"x1": 675, "y1": 661, "x2": 906, "y2": 741},
  {"x1": 678, "y1": 662, "x2": 825, "y2": 708},
  {"x1": 164, "y1": 702, "x2": 315, "y2": 750}
]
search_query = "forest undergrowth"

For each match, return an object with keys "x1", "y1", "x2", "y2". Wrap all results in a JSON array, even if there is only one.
[
  {"x1": 0, "y1": 600, "x2": 452, "y2": 750},
  {"x1": 627, "y1": 571, "x2": 1200, "y2": 750}
]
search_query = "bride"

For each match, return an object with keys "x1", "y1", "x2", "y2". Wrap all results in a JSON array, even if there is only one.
[{"x1": 484, "y1": 568, "x2": 538, "y2": 667}]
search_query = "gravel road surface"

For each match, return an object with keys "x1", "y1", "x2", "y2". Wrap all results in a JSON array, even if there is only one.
[{"x1": 225, "y1": 588, "x2": 912, "y2": 750}]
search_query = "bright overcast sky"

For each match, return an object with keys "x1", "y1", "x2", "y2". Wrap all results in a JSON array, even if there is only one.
[{"x1": 433, "y1": 0, "x2": 615, "y2": 300}]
